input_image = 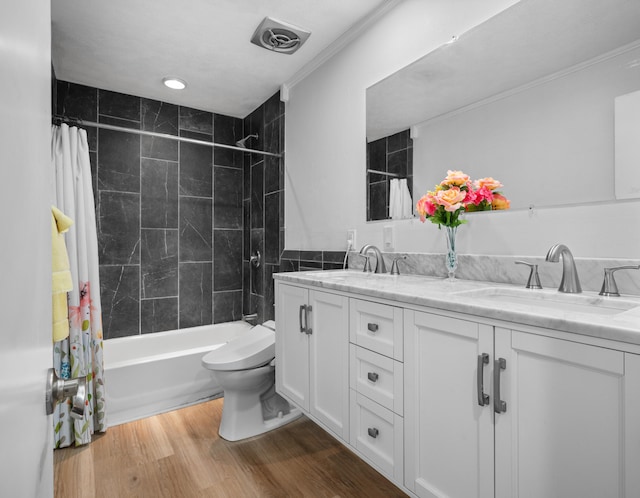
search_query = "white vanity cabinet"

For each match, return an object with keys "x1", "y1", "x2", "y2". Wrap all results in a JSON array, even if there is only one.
[
  {"x1": 404, "y1": 309, "x2": 495, "y2": 498},
  {"x1": 404, "y1": 308, "x2": 640, "y2": 498},
  {"x1": 275, "y1": 282, "x2": 350, "y2": 441},
  {"x1": 494, "y1": 327, "x2": 640, "y2": 498},
  {"x1": 349, "y1": 298, "x2": 404, "y2": 482}
]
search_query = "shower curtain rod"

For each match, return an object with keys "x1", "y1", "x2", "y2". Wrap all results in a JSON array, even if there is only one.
[
  {"x1": 52, "y1": 115, "x2": 281, "y2": 158},
  {"x1": 367, "y1": 169, "x2": 403, "y2": 178}
]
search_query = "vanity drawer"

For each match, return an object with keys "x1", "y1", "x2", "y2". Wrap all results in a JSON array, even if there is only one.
[
  {"x1": 350, "y1": 390, "x2": 403, "y2": 482},
  {"x1": 350, "y1": 344, "x2": 403, "y2": 415},
  {"x1": 349, "y1": 299, "x2": 403, "y2": 360}
]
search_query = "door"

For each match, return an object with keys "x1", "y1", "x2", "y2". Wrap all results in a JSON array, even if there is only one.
[
  {"x1": 494, "y1": 328, "x2": 634, "y2": 498},
  {"x1": 275, "y1": 283, "x2": 310, "y2": 410},
  {"x1": 308, "y1": 289, "x2": 349, "y2": 440},
  {"x1": 404, "y1": 310, "x2": 494, "y2": 498},
  {"x1": 0, "y1": 0, "x2": 54, "y2": 497}
]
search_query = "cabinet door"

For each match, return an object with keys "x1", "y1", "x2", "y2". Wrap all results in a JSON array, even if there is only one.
[
  {"x1": 494, "y1": 328, "x2": 631, "y2": 498},
  {"x1": 309, "y1": 289, "x2": 350, "y2": 440},
  {"x1": 275, "y1": 283, "x2": 309, "y2": 411},
  {"x1": 404, "y1": 310, "x2": 494, "y2": 498}
]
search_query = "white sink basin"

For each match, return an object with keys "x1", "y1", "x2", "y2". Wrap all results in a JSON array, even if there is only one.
[{"x1": 454, "y1": 287, "x2": 640, "y2": 315}]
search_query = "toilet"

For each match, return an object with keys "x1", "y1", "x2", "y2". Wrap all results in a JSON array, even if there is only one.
[{"x1": 201, "y1": 320, "x2": 301, "y2": 441}]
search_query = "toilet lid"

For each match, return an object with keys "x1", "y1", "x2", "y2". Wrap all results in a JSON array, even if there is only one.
[{"x1": 201, "y1": 324, "x2": 275, "y2": 371}]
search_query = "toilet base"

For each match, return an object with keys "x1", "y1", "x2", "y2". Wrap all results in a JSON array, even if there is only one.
[{"x1": 219, "y1": 388, "x2": 302, "y2": 442}]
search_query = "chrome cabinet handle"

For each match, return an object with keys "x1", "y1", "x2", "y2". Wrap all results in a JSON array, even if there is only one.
[
  {"x1": 299, "y1": 304, "x2": 306, "y2": 333},
  {"x1": 367, "y1": 427, "x2": 379, "y2": 438},
  {"x1": 367, "y1": 372, "x2": 379, "y2": 383},
  {"x1": 367, "y1": 323, "x2": 379, "y2": 333},
  {"x1": 305, "y1": 305, "x2": 313, "y2": 335},
  {"x1": 477, "y1": 353, "x2": 490, "y2": 406},
  {"x1": 493, "y1": 358, "x2": 507, "y2": 413}
]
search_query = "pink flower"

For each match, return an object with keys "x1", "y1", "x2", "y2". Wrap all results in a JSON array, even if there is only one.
[
  {"x1": 416, "y1": 194, "x2": 437, "y2": 222},
  {"x1": 474, "y1": 186, "x2": 494, "y2": 205},
  {"x1": 435, "y1": 187, "x2": 466, "y2": 212}
]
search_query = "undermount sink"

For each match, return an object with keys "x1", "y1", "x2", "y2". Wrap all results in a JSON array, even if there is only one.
[{"x1": 454, "y1": 287, "x2": 640, "y2": 315}]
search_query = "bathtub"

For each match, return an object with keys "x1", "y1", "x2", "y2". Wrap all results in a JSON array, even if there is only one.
[{"x1": 103, "y1": 320, "x2": 254, "y2": 426}]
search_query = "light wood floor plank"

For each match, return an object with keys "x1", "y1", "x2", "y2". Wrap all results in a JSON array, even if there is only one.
[{"x1": 54, "y1": 398, "x2": 407, "y2": 497}]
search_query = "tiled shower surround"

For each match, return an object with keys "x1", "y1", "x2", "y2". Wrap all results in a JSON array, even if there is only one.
[{"x1": 55, "y1": 81, "x2": 285, "y2": 339}]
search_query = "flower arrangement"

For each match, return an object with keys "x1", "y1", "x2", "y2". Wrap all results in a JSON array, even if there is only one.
[{"x1": 415, "y1": 170, "x2": 510, "y2": 227}]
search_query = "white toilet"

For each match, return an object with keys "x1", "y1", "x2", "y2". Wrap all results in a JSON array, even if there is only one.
[{"x1": 201, "y1": 320, "x2": 301, "y2": 441}]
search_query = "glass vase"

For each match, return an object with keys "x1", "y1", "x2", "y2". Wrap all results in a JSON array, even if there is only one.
[{"x1": 444, "y1": 225, "x2": 458, "y2": 280}]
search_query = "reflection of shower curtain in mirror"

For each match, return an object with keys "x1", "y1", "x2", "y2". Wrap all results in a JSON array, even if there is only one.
[
  {"x1": 51, "y1": 124, "x2": 107, "y2": 447},
  {"x1": 389, "y1": 178, "x2": 413, "y2": 219}
]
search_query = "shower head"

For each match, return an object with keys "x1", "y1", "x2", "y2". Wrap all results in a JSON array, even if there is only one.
[{"x1": 236, "y1": 133, "x2": 258, "y2": 148}]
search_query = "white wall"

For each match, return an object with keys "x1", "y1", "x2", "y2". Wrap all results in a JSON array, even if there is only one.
[{"x1": 285, "y1": 0, "x2": 640, "y2": 259}]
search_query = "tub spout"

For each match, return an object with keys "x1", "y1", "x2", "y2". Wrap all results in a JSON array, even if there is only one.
[{"x1": 545, "y1": 243, "x2": 582, "y2": 293}]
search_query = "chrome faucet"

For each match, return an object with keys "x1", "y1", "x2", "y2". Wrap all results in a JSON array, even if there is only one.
[
  {"x1": 545, "y1": 244, "x2": 582, "y2": 293},
  {"x1": 359, "y1": 244, "x2": 387, "y2": 274}
]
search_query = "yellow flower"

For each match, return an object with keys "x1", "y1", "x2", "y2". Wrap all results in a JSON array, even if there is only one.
[
  {"x1": 491, "y1": 193, "x2": 510, "y2": 210},
  {"x1": 442, "y1": 170, "x2": 470, "y2": 187}
]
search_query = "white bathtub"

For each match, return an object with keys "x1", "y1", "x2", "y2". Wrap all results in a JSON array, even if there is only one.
[{"x1": 104, "y1": 320, "x2": 254, "y2": 426}]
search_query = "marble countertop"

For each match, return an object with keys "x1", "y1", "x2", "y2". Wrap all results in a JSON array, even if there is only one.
[{"x1": 274, "y1": 270, "x2": 640, "y2": 347}]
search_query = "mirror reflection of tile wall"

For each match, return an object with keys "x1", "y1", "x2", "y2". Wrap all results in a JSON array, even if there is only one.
[{"x1": 366, "y1": 129, "x2": 413, "y2": 221}]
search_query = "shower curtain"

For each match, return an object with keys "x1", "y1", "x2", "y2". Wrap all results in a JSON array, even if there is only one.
[{"x1": 51, "y1": 123, "x2": 107, "y2": 447}]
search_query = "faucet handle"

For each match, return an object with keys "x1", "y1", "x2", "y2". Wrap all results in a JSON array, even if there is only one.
[
  {"x1": 358, "y1": 253, "x2": 373, "y2": 273},
  {"x1": 599, "y1": 265, "x2": 640, "y2": 297},
  {"x1": 390, "y1": 255, "x2": 407, "y2": 275},
  {"x1": 515, "y1": 260, "x2": 543, "y2": 289}
]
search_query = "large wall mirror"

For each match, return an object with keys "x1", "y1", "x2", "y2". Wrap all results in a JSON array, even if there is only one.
[{"x1": 366, "y1": 0, "x2": 640, "y2": 218}]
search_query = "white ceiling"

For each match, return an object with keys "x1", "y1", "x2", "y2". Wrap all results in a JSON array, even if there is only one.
[
  {"x1": 367, "y1": 0, "x2": 640, "y2": 141},
  {"x1": 51, "y1": 0, "x2": 390, "y2": 118}
]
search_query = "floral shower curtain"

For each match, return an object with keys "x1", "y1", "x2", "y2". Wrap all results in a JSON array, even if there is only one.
[{"x1": 51, "y1": 123, "x2": 107, "y2": 447}]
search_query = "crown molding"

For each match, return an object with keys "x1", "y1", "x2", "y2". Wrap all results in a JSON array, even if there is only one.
[{"x1": 282, "y1": 0, "x2": 403, "y2": 97}]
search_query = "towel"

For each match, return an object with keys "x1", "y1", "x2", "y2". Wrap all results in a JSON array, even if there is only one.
[
  {"x1": 399, "y1": 178, "x2": 413, "y2": 218},
  {"x1": 390, "y1": 179, "x2": 402, "y2": 219},
  {"x1": 51, "y1": 206, "x2": 74, "y2": 342}
]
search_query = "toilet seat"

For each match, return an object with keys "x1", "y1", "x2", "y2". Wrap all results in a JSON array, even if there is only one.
[{"x1": 202, "y1": 324, "x2": 275, "y2": 371}]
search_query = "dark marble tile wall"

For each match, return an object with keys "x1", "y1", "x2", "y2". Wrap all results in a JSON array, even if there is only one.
[
  {"x1": 243, "y1": 92, "x2": 285, "y2": 324},
  {"x1": 367, "y1": 129, "x2": 413, "y2": 221},
  {"x1": 279, "y1": 250, "x2": 348, "y2": 273},
  {"x1": 56, "y1": 80, "x2": 247, "y2": 339}
]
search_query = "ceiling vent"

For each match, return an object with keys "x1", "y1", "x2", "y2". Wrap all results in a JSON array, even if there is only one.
[{"x1": 250, "y1": 17, "x2": 311, "y2": 55}]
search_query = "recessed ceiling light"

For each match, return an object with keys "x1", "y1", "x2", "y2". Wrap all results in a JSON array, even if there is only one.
[{"x1": 163, "y1": 77, "x2": 186, "y2": 90}]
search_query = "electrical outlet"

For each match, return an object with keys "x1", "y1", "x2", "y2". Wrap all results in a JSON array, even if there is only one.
[
  {"x1": 383, "y1": 225, "x2": 394, "y2": 252},
  {"x1": 347, "y1": 229, "x2": 357, "y2": 250}
]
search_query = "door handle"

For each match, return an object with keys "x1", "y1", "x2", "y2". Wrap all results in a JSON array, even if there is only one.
[
  {"x1": 477, "y1": 353, "x2": 490, "y2": 406},
  {"x1": 367, "y1": 372, "x2": 379, "y2": 383},
  {"x1": 367, "y1": 427, "x2": 379, "y2": 438},
  {"x1": 493, "y1": 358, "x2": 507, "y2": 413},
  {"x1": 367, "y1": 323, "x2": 379, "y2": 333},
  {"x1": 305, "y1": 305, "x2": 313, "y2": 335},
  {"x1": 299, "y1": 304, "x2": 307, "y2": 333},
  {"x1": 45, "y1": 368, "x2": 86, "y2": 419}
]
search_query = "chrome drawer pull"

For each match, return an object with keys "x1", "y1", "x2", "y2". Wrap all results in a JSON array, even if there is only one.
[
  {"x1": 477, "y1": 353, "x2": 490, "y2": 407},
  {"x1": 367, "y1": 427, "x2": 379, "y2": 438},
  {"x1": 367, "y1": 372, "x2": 379, "y2": 383},
  {"x1": 367, "y1": 323, "x2": 379, "y2": 333},
  {"x1": 494, "y1": 358, "x2": 507, "y2": 413},
  {"x1": 299, "y1": 305, "x2": 306, "y2": 333}
]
